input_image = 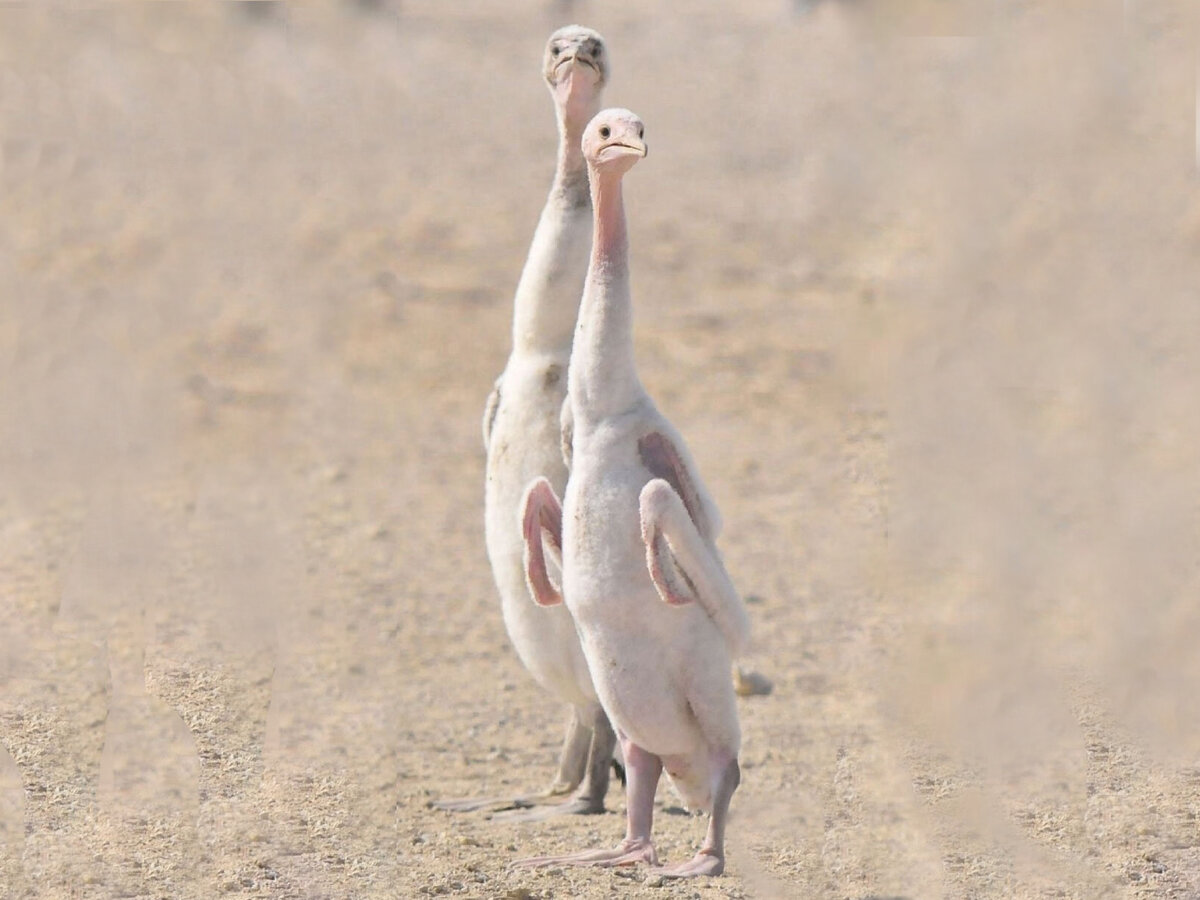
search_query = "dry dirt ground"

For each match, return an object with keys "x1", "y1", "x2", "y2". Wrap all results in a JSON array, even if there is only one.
[{"x1": 2, "y1": 3, "x2": 1200, "y2": 898}]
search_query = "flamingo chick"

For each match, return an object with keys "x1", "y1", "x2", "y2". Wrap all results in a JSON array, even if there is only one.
[
  {"x1": 516, "y1": 109, "x2": 749, "y2": 878},
  {"x1": 433, "y1": 26, "x2": 616, "y2": 821}
]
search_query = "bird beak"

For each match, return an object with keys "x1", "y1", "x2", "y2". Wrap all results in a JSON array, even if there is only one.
[
  {"x1": 553, "y1": 52, "x2": 577, "y2": 76},
  {"x1": 603, "y1": 139, "x2": 647, "y2": 159},
  {"x1": 554, "y1": 52, "x2": 599, "y2": 78},
  {"x1": 551, "y1": 52, "x2": 603, "y2": 97}
]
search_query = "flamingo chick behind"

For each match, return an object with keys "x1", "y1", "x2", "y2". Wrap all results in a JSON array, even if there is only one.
[{"x1": 433, "y1": 25, "x2": 617, "y2": 822}]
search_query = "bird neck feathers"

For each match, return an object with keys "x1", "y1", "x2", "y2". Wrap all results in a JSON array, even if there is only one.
[
  {"x1": 508, "y1": 107, "x2": 597, "y2": 357},
  {"x1": 554, "y1": 101, "x2": 598, "y2": 196}
]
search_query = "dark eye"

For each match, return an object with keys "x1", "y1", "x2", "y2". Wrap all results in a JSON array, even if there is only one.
[
  {"x1": 637, "y1": 125, "x2": 644, "y2": 138},
  {"x1": 593, "y1": 44, "x2": 602, "y2": 57},
  {"x1": 599, "y1": 126, "x2": 611, "y2": 139},
  {"x1": 551, "y1": 46, "x2": 561, "y2": 57}
]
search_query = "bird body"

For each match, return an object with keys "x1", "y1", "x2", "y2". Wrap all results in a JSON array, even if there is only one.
[
  {"x1": 563, "y1": 417, "x2": 740, "y2": 809},
  {"x1": 562, "y1": 238, "x2": 744, "y2": 813}
]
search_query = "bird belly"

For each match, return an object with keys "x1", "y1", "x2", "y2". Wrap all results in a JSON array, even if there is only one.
[{"x1": 562, "y1": 469, "x2": 736, "y2": 760}]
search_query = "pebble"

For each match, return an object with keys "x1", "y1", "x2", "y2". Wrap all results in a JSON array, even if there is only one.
[{"x1": 733, "y1": 667, "x2": 774, "y2": 697}]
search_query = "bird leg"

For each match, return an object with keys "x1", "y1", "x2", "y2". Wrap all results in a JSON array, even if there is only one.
[
  {"x1": 492, "y1": 705, "x2": 616, "y2": 821},
  {"x1": 650, "y1": 756, "x2": 740, "y2": 879},
  {"x1": 511, "y1": 737, "x2": 661, "y2": 869},
  {"x1": 432, "y1": 705, "x2": 591, "y2": 813}
]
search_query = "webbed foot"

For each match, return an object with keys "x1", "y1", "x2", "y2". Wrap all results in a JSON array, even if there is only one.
[
  {"x1": 511, "y1": 837, "x2": 658, "y2": 869},
  {"x1": 650, "y1": 849, "x2": 724, "y2": 878},
  {"x1": 430, "y1": 784, "x2": 571, "y2": 814},
  {"x1": 489, "y1": 793, "x2": 606, "y2": 822}
]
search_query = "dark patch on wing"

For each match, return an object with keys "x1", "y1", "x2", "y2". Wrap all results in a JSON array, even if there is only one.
[
  {"x1": 543, "y1": 363, "x2": 563, "y2": 389},
  {"x1": 638, "y1": 431, "x2": 708, "y2": 536}
]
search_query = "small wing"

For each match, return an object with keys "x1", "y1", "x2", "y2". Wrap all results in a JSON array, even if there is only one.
[
  {"x1": 645, "y1": 524, "x2": 698, "y2": 607},
  {"x1": 639, "y1": 478, "x2": 749, "y2": 654},
  {"x1": 637, "y1": 429, "x2": 722, "y2": 540},
  {"x1": 482, "y1": 376, "x2": 503, "y2": 452},
  {"x1": 521, "y1": 477, "x2": 565, "y2": 607},
  {"x1": 560, "y1": 397, "x2": 574, "y2": 471}
]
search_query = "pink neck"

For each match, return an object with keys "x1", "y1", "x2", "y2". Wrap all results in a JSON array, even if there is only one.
[
  {"x1": 569, "y1": 165, "x2": 643, "y2": 419},
  {"x1": 590, "y1": 170, "x2": 628, "y2": 270}
]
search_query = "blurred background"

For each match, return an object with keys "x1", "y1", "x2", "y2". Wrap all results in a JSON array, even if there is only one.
[{"x1": 0, "y1": 1, "x2": 1198, "y2": 897}]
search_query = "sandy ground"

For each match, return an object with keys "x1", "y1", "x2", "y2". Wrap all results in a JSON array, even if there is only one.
[{"x1": 1, "y1": 2, "x2": 1199, "y2": 898}]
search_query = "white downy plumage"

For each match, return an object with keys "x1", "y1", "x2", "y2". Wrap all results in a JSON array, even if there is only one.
[{"x1": 434, "y1": 26, "x2": 616, "y2": 820}]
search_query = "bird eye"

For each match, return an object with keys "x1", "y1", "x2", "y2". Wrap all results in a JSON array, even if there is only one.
[
  {"x1": 638, "y1": 125, "x2": 644, "y2": 138},
  {"x1": 599, "y1": 126, "x2": 611, "y2": 139},
  {"x1": 551, "y1": 46, "x2": 561, "y2": 57},
  {"x1": 593, "y1": 44, "x2": 602, "y2": 57}
]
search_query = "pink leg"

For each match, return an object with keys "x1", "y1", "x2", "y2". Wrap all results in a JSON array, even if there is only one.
[
  {"x1": 511, "y1": 737, "x2": 662, "y2": 869},
  {"x1": 650, "y1": 756, "x2": 740, "y2": 878}
]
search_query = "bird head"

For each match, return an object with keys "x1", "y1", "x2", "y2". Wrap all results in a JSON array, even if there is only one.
[
  {"x1": 543, "y1": 25, "x2": 608, "y2": 124},
  {"x1": 582, "y1": 108, "x2": 647, "y2": 177}
]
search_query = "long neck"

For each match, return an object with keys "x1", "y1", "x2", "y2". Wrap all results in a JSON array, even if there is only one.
[
  {"x1": 554, "y1": 104, "x2": 589, "y2": 184},
  {"x1": 569, "y1": 168, "x2": 644, "y2": 420},
  {"x1": 509, "y1": 101, "x2": 597, "y2": 357}
]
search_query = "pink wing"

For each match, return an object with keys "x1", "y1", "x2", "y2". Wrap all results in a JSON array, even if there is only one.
[
  {"x1": 637, "y1": 431, "x2": 711, "y2": 538},
  {"x1": 521, "y1": 477, "x2": 564, "y2": 607},
  {"x1": 639, "y1": 478, "x2": 749, "y2": 651}
]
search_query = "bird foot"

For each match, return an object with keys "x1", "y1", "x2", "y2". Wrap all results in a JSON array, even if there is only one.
[
  {"x1": 431, "y1": 785, "x2": 572, "y2": 814},
  {"x1": 489, "y1": 793, "x2": 606, "y2": 822},
  {"x1": 431, "y1": 796, "x2": 533, "y2": 814},
  {"x1": 649, "y1": 849, "x2": 725, "y2": 878},
  {"x1": 510, "y1": 837, "x2": 658, "y2": 869}
]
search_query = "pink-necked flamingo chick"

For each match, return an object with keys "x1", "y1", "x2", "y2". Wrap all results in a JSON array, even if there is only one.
[{"x1": 515, "y1": 108, "x2": 749, "y2": 878}]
